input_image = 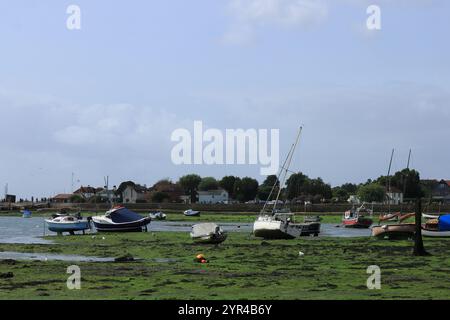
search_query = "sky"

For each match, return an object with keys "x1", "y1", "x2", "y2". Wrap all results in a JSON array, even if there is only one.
[{"x1": 0, "y1": 0, "x2": 449, "y2": 199}]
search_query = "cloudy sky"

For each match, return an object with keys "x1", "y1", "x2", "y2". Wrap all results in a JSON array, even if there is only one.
[{"x1": 1, "y1": 0, "x2": 449, "y2": 199}]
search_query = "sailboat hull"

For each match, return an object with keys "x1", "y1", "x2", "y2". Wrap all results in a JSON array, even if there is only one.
[{"x1": 253, "y1": 218, "x2": 320, "y2": 239}]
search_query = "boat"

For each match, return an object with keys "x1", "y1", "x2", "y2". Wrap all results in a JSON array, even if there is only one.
[
  {"x1": 45, "y1": 215, "x2": 91, "y2": 235},
  {"x1": 253, "y1": 127, "x2": 320, "y2": 239},
  {"x1": 342, "y1": 203, "x2": 373, "y2": 228},
  {"x1": 422, "y1": 214, "x2": 450, "y2": 238},
  {"x1": 190, "y1": 223, "x2": 227, "y2": 244},
  {"x1": 371, "y1": 223, "x2": 416, "y2": 240},
  {"x1": 22, "y1": 210, "x2": 32, "y2": 218},
  {"x1": 304, "y1": 215, "x2": 322, "y2": 223},
  {"x1": 184, "y1": 209, "x2": 200, "y2": 217},
  {"x1": 91, "y1": 206, "x2": 151, "y2": 232},
  {"x1": 149, "y1": 211, "x2": 167, "y2": 220}
]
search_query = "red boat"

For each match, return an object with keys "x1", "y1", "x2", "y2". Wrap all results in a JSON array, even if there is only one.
[{"x1": 342, "y1": 204, "x2": 373, "y2": 228}]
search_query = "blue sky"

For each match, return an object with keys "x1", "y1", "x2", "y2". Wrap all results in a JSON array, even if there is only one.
[{"x1": 0, "y1": 0, "x2": 449, "y2": 198}]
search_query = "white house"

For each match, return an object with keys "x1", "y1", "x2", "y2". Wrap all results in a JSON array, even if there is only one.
[
  {"x1": 198, "y1": 189, "x2": 229, "y2": 204},
  {"x1": 385, "y1": 187, "x2": 404, "y2": 205},
  {"x1": 116, "y1": 181, "x2": 148, "y2": 204}
]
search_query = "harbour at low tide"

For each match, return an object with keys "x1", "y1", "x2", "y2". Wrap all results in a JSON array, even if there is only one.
[{"x1": 0, "y1": 216, "x2": 371, "y2": 245}]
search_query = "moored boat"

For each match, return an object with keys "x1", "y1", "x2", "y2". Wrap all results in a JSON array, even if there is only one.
[
  {"x1": 92, "y1": 206, "x2": 151, "y2": 232},
  {"x1": 252, "y1": 127, "x2": 320, "y2": 239},
  {"x1": 184, "y1": 209, "x2": 200, "y2": 217},
  {"x1": 371, "y1": 223, "x2": 415, "y2": 240},
  {"x1": 22, "y1": 210, "x2": 32, "y2": 218},
  {"x1": 190, "y1": 223, "x2": 227, "y2": 244},
  {"x1": 149, "y1": 211, "x2": 167, "y2": 220},
  {"x1": 422, "y1": 214, "x2": 450, "y2": 238},
  {"x1": 45, "y1": 215, "x2": 91, "y2": 235},
  {"x1": 342, "y1": 204, "x2": 373, "y2": 228},
  {"x1": 253, "y1": 212, "x2": 320, "y2": 239}
]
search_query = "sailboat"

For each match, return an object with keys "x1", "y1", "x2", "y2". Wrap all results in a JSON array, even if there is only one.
[
  {"x1": 371, "y1": 149, "x2": 415, "y2": 240},
  {"x1": 253, "y1": 127, "x2": 321, "y2": 239}
]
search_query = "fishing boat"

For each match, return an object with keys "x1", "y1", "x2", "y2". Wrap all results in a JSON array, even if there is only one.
[
  {"x1": 149, "y1": 211, "x2": 167, "y2": 220},
  {"x1": 253, "y1": 127, "x2": 320, "y2": 239},
  {"x1": 190, "y1": 223, "x2": 227, "y2": 244},
  {"x1": 422, "y1": 214, "x2": 450, "y2": 238},
  {"x1": 91, "y1": 206, "x2": 151, "y2": 232},
  {"x1": 45, "y1": 215, "x2": 91, "y2": 235},
  {"x1": 342, "y1": 203, "x2": 373, "y2": 228},
  {"x1": 22, "y1": 210, "x2": 32, "y2": 218},
  {"x1": 184, "y1": 209, "x2": 200, "y2": 217}
]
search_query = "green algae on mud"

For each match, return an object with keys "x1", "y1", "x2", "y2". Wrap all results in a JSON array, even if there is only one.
[{"x1": 0, "y1": 232, "x2": 449, "y2": 300}]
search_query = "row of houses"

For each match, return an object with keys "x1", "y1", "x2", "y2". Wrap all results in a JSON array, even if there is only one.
[
  {"x1": 51, "y1": 181, "x2": 230, "y2": 205},
  {"x1": 348, "y1": 179, "x2": 450, "y2": 205},
  {"x1": 42, "y1": 178, "x2": 450, "y2": 206}
]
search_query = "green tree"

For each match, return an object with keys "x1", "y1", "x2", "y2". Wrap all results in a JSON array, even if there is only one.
[
  {"x1": 285, "y1": 172, "x2": 309, "y2": 200},
  {"x1": 70, "y1": 194, "x2": 85, "y2": 203},
  {"x1": 151, "y1": 192, "x2": 169, "y2": 203},
  {"x1": 219, "y1": 176, "x2": 238, "y2": 199},
  {"x1": 198, "y1": 177, "x2": 219, "y2": 191},
  {"x1": 178, "y1": 174, "x2": 201, "y2": 203},
  {"x1": 235, "y1": 177, "x2": 259, "y2": 202},
  {"x1": 357, "y1": 184, "x2": 385, "y2": 203}
]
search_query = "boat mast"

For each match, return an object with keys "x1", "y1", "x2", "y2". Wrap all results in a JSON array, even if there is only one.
[
  {"x1": 386, "y1": 149, "x2": 395, "y2": 214},
  {"x1": 261, "y1": 142, "x2": 295, "y2": 214},
  {"x1": 401, "y1": 149, "x2": 412, "y2": 213},
  {"x1": 272, "y1": 126, "x2": 303, "y2": 214}
]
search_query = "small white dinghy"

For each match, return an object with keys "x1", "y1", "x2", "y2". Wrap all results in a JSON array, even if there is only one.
[
  {"x1": 190, "y1": 223, "x2": 227, "y2": 244},
  {"x1": 149, "y1": 211, "x2": 167, "y2": 220},
  {"x1": 184, "y1": 209, "x2": 200, "y2": 217}
]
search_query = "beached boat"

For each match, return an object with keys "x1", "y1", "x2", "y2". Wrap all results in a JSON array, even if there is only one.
[
  {"x1": 45, "y1": 215, "x2": 91, "y2": 235},
  {"x1": 253, "y1": 127, "x2": 320, "y2": 239},
  {"x1": 254, "y1": 212, "x2": 320, "y2": 239},
  {"x1": 371, "y1": 223, "x2": 415, "y2": 240},
  {"x1": 149, "y1": 211, "x2": 167, "y2": 220},
  {"x1": 422, "y1": 214, "x2": 450, "y2": 238},
  {"x1": 184, "y1": 209, "x2": 200, "y2": 217},
  {"x1": 92, "y1": 206, "x2": 151, "y2": 232},
  {"x1": 342, "y1": 204, "x2": 373, "y2": 228},
  {"x1": 190, "y1": 223, "x2": 227, "y2": 244}
]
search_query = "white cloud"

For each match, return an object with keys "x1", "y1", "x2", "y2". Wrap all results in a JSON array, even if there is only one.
[{"x1": 222, "y1": 0, "x2": 329, "y2": 44}]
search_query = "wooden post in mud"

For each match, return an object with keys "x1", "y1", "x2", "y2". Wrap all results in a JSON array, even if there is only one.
[{"x1": 413, "y1": 198, "x2": 429, "y2": 256}]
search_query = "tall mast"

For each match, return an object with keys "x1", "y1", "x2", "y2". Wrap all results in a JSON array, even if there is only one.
[
  {"x1": 261, "y1": 143, "x2": 295, "y2": 214},
  {"x1": 272, "y1": 126, "x2": 303, "y2": 214},
  {"x1": 386, "y1": 149, "x2": 395, "y2": 214},
  {"x1": 406, "y1": 149, "x2": 411, "y2": 169}
]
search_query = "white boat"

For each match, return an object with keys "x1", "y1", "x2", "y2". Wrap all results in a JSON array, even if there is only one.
[
  {"x1": 149, "y1": 211, "x2": 167, "y2": 220},
  {"x1": 253, "y1": 127, "x2": 320, "y2": 239},
  {"x1": 184, "y1": 209, "x2": 200, "y2": 217},
  {"x1": 421, "y1": 229, "x2": 450, "y2": 238},
  {"x1": 45, "y1": 215, "x2": 91, "y2": 235},
  {"x1": 190, "y1": 223, "x2": 227, "y2": 244}
]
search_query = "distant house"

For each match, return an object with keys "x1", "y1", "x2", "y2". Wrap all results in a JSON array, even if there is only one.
[
  {"x1": 198, "y1": 189, "x2": 229, "y2": 204},
  {"x1": 73, "y1": 186, "x2": 99, "y2": 199},
  {"x1": 385, "y1": 187, "x2": 403, "y2": 205},
  {"x1": 347, "y1": 195, "x2": 361, "y2": 205},
  {"x1": 149, "y1": 180, "x2": 183, "y2": 203},
  {"x1": 116, "y1": 181, "x2": 148, "y2": 204},
  {"x1": 51, "y1": 194, "x2": 72, "y2": 203},
  {"x1": 432, "y1": 180, "x2": 450, "y2": 203},
  {"x1": 3, "y1": 194, "x2": 16, "y2": 203},
  {"x1": 180, "y1": 195, "x2": 191, "y2": 204},
  {"x1": 96, "y1": 187, "x2": 119, "y2": 203}
]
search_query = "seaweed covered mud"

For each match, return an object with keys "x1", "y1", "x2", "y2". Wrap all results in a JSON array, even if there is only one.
[{"x1": 0, "y1": 232, "x2": 449, "y2": 300}]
